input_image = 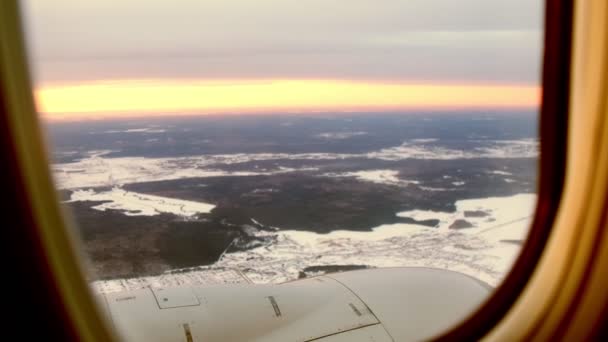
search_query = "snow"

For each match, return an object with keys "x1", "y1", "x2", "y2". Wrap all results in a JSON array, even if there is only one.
[
  {"x1": 90, "y1": 189, "x2": 537, "y2": 292},
  {"x1": 57, "y1": 141, "x2": 539, "y2": 290},
  {"x1": 325, "y1": 170, "x2": 419, "y2": 186},
  {"x1": 53, "y1": 138, "x2": 538, "y2": 190},
  {"x1": 491, "y1": 170, "x2": 513, "y2": 176},
  {"x1": 410, "y1": 138, "x2": 438, "y2": 143},
  {"x1": 368, "y1": 139, "x2": 538, "y2": 160},
  {"x1": 316, "y1": 131, "x2": 368, "y2": 139},
  {"x1": 171, "y1": 193, "x2": 538, "y2": 287},
  {"x1": 99, "y1": 128, "x2": 167, "y2": 134},
  {"x1": 92, "y1": 269, "x2": 250, "y2": 293},
  {"x1": 67, "y1": 188, "x2": 215, "y2": 217},
  {"x1": 53, "y1": 155, "x2": 308, "y2": 190}
]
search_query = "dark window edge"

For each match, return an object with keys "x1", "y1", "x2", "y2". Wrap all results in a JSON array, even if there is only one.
[{"x1": 434, "y1": 0, "x2": 574, "y2": 340}]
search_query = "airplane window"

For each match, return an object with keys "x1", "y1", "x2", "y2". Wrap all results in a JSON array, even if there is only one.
[{"x1": 22, "y1": 0, "x2": 545, "y2": 340}]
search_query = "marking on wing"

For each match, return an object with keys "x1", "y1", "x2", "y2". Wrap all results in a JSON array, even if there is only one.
[
  {"x1": 182, "y1": 323, "x2": 194, "y2": 342},
  {"x1": 267, "y1": 296, "x2": 282, "y2": 317}
]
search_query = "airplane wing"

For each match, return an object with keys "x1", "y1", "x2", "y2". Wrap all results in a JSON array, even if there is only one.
[{"x1": 98, "y1": 267, "x2": 490, "y2": 341}]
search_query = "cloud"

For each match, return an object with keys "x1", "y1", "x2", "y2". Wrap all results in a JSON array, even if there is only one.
[{"x1": 23, "y1": 0, "x2": 544, "y2": 85}]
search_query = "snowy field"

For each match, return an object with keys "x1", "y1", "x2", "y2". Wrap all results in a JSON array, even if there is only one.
[
  {"x1": 51, "y1": 138, "x2": 538, "y2": 293},
  {"x1": 67, "y1": 188, "x2": 215, "y2": 217},
  {"x1": 181, "y1": 193, "x2": 535, "y2": 286},
  {"x1": 54, "y1": 138, "x2": 537, "y2": 190},
  {"x1": 90, "y1": 193, "x2": 535, "y2": 293}
]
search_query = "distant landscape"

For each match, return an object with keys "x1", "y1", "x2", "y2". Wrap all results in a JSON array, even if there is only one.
[{"x1": 47, "y1": 112, "x2": 538, "y2": 288}]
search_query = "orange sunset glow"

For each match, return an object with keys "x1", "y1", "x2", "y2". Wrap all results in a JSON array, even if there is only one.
[{"x1": 35, "y1": 79, "x2": 539, "y2": 120}]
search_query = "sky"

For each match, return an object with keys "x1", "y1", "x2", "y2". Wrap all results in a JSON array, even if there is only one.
[{"x1": 23, "y1": 0, "x2": 544, "y2": 119}]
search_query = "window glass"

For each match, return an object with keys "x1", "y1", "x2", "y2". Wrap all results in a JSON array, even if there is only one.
[{"x1": 23, "y1": 0, "x2": 543, "y2": 326}]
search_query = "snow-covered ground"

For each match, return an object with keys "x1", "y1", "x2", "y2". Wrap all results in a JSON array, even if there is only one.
[
  {"x1": 97, "y1": 128, "x2": 167, "y2": 134},
  {"x1": 367, "y1": 138, "x2": 538, "y2": 161},
  {"x1": 53, "y1": 139, "x2": 538, "y2": 293},
  {"x1": 67, "y1": 188, "x2": 215, "y2": 217},
  {"x1": 210, "y1": 193, "x2": 535, "y2": 286},
  {"x1": 54, "y1": 155, "x2": 267, "y2": 190},
  {"x1": 316, "y1": 131, "x2": 368, "y2": 139},
  {"x1": 91, "y1": 268, "x2": 251, "y2": 293},
  {"x1": 92, "y1": 193, "x2": 536, "y2": 292},
  {"x1": 54, "y1": 138, "x2": 538, "y2": 190},
  {"x1": 324, "y1": 170, "x2": 420, "y2": 187},
  {"x1": 491, "y1": 170, "x2": 513, "y2": 176}
]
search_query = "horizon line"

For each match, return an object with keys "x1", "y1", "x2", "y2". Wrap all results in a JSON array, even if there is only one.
[{"x1": 40, "y1": 107, "x2": 540, "y2": 123}]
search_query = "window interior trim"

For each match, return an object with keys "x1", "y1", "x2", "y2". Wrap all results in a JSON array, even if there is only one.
[
  {"x1": 484, "y1": 0, "x2": 608, "y2": 340},
  {"x1": 0, "y1": 1, "x2": 116, "y2": 341}
]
